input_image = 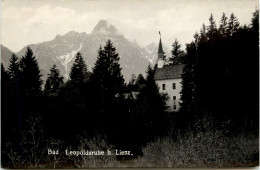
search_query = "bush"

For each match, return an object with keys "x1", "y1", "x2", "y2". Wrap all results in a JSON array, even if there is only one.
[
  {"x1": 2, "y1": 116, "x2": 119, "y2": 168},
  {"x1": 70, "y1": 135, "x2": 119, "y2": 168},
  {"x1": 135, "y1": 116, "x2": 259, "y2": 168}
]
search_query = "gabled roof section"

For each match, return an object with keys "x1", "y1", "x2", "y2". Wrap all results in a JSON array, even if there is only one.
[{"x1": 154, "y1": 64, "x2": 185, "y2": 80}]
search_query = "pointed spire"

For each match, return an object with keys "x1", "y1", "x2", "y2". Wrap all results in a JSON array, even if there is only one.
[
  {"x1": 158, "y1": 31, "x2": 164, "y2": 54},
  {"x1": 157, "y1": 31, "x2": 165, "y2": 68}
]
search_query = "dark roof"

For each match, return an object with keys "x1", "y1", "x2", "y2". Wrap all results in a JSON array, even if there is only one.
[
  {"x1": 158, "y1": 37, "x2": 164, "y2": 54},
  {"x1": 154, "y1": 64, "x2": 185, "y2": 80}
]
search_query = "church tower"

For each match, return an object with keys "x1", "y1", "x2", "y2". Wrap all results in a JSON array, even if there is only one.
[{"x1": 157, "y1": 31, "x2": 165, "y2": 68}]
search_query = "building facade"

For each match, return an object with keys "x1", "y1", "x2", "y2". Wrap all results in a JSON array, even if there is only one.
[{"x1": 154, "y1": 36, "x2": 184, "y2": 112}]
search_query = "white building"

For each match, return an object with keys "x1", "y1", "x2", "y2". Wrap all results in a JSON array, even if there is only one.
[{"x1": 154, "y1": 36, "x2": 184, "y2": 112}]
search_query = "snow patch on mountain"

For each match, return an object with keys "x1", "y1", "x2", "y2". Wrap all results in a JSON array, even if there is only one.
[{"x1": 56, "y1": 43, "x2": 83, "y2": 72}]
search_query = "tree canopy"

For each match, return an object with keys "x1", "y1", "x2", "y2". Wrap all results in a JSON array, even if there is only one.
[
  {"x1": 69, "y1": 52, "x2": 87, "y2": 86},
  {"x1": 20, "y1": 47, "x2": 43, "y2": 96}
]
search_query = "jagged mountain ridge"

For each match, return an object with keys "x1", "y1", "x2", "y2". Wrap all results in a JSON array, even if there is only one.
[
  {"x1": 16, "y1": 20, "x2": 152, "y2": 82},
  {"x1": 91, "y1": 19, "x2": 120, "y2": 35},
  {"x1": 2, "y1": 20, "x2": 170, "y2": 82}
]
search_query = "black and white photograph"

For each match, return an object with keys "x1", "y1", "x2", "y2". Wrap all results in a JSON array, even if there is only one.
[{"x1": 1, "y1": 0, "x2": 259, "y2": 168}]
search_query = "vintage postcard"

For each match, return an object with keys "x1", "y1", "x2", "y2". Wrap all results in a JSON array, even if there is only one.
[{"x1": 1, "y1": 0, "x2": 259, "y2": 168}]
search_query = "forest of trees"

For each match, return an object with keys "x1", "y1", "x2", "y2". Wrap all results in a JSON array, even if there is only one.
[
  {"x1": 179, "y1": 11, "x2": 259, "y2": 130},
  {"x1": 1, "y1": 39, "x2": 170, "y2": 167},
  {"x1": 1, "y1": 10, "x2": 259, "y2": 168}
]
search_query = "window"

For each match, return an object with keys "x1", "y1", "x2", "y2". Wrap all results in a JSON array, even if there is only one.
[
  {"x1": 172, "y1": 83, "x2": 176, "y2": 89},
  {"x1": 162, "y1": 84, "x2": 165, "y2": 90},
  {"x1": 173, "y1": 105, "x2": 177, "y2": 110},
  {"x1": 173, "y1": 96, "x2": 176, "y2": 100}
]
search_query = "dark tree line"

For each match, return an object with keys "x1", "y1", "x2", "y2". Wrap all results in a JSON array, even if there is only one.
[
  {"x1": 180, "y1": 10, "x2": 259, "y2": 130},
  {"x1": 2, "y1": 47, "x2": 45, "y2": 167},
  {"x1": 2, "y1": 39, "x2": 169, "y2": 167}
]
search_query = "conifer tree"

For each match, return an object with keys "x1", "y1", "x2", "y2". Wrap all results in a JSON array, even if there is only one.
[
  {"x1": 8, "y1": 54, "x2": 20, "y2": 94},
  {"x1": 91, "y1": 46, "x2": 107, "y2": 82},
  {"x1": 194, "y1": 32, "x2": 199, "y2": 45},
  {"x1": 44, "y1": 79, "x2": 51, "y2": 95},
  {"x1": 129, "y1": 74, "x2": 136, "y2": 85},
  {"x1": 136, "y1": 74, "x2": 145, "y2": 85},
  {"x1": 1, "y1": 63, "x2": 13, "y2": 149},
  {"x1": 90, "y1": 46, "x2": 107, "y2": 113},
  {"x1": 207, "y1": 14, "x2": 217, "y2": 39},
  {"x1": 135, "y1": 74, "x2": 145, "y2": 91},
  {"x1": 170, "y1": 39, "x2": 184, "y2": 64},
  {"x1": 127, "y1": 74, "x2": 137, "y2": 91},
  {"x1": 135, "y1": 64, "x2": 167, "y2": 139},
  {"x1": 227, "y1": 13, "x2": 240, "y2": 36},
  {"x1": 219, "y1": 12, "x2": 228, "y2": 37},
  {"x1": 69, "y1": 52, "x2": 87, "y2": 86},
  {"x1": 200, "y1": 23, "x2": 207, "y2": 42},
  {"x1": 180, "y1": 12, "x2": 259, "y2": 128},
  {"x1": 92, "y1": 40, "x2": 124, "y2": 97},
  {"x1": 20, "y1": 47, "x2": 43, "y2": 96},
  {"x1": 91, "y1": 40, "x2": 125, "y2": 113},
  {"x1": 1, "y1": 63, "x2": 11, "y2": 94},
  {"x1": 44, "y1": 64, "x2": 63, "y2": 95},
  {"x1": 104, "y1": 39, "x2": 125, "y2": 95},
  {"x1": 180, "y1": 43, "x2": 197, "y2": 116},
  {"x1": 89, "y1": 40, "x2": 126, "y2": 137},
  {"x1": 251, "y1": 9, "x2": 259, "y2": 33}
]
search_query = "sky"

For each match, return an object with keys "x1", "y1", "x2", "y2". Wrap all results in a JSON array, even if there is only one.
[{"x1": 1, "y1": 0, "x2": 258, "y2": 52}]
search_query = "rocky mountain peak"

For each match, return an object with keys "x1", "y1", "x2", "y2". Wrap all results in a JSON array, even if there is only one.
[
  {"x1": 91, "y1": 19, "x2": 119, "y2": 35},
  {"x1": 2, "y1": 20, "x2": 153, "y2": 82}
]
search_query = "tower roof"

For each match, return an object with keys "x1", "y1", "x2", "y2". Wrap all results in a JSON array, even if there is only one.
[{"x1": 158, "y1": 37, "x2": 164, "y2": 54}]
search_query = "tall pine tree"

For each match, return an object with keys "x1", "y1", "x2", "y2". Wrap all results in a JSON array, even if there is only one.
[
  {"x1": 69, "y1": 52, "x2": 87, "y2": 86},
  {"x1": 227, "y1": 13, "x2": 240, "y2": 36},
  {"x1": 44, "y1": 64, "x2": 63, "y2": 95},
  {"x1": 8, "y1": 54, "x2": 20, "y2": 94},
  {"x1": 180, "y1": 12, "x2": 259, "y2": 129},
  {"x1": 207, "y1": 14, "x2": 218, "y2": 39},
  {"x1": 20, "y1": 47, "x2": 43, "y2": 96},
  {"x1": 1, "y1": 63, "x2": 11, "y2": 95},
  {"x1": 170, "y1": 39, "x2": 184, "y2": 64},
  {"x1": 103, "y1": 39, "x2": 125, "y2": 95},
  {"x1": 91, "y1": 40, "x2": 125, "y2": 106},
  {"x1": 90, "y1": 40, "x2": 125, "y2": 136},
  {"x1": 251, "y1": 9, "x2": 259, "y2": 33},
  {"x1": 127, "y1": 74, "x2": 137, "y2": 91},
  {"x1": 135, "y1": 74, "x2": 146, "y2": 91},
  {"x1": 179, "y1": 42, "x2": 199, "y2": 120},
  {"x1": 200, "y1": 23, "x2": 208, "y2": 42},
  {"x1": 219, "y1": 12, "x2": 228, "y2": 37},
  {"x1": 135, "y1": 64, "x2": 168, "y2": 141}
]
